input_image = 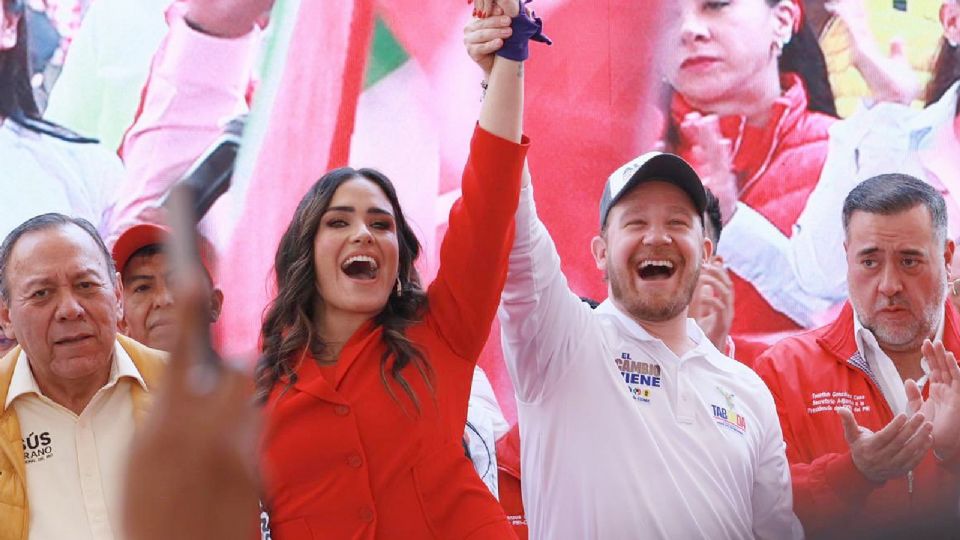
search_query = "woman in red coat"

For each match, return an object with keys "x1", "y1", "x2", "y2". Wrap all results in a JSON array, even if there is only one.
[
  {"x1": 253, "y1": 2, "x2": 539, "y2": 538},
  {"x1": 660, "y1": 0, "x2": 839, "y2": 359}
]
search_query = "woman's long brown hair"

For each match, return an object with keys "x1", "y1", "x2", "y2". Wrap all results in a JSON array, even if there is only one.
[
  {"x1": 925, "y1": 39, "x2": 960, "y2": 116},
  {"x1": 0, "y1": 0, "x2": 40, "y2": 120},
  {"x1": 256, "y1": 167, "x2": 433, "y2": 412}
]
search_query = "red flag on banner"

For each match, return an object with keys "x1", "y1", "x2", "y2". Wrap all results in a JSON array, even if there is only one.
[{"x1": 216, "y1": 0, "x2": 375, "y2": 358}]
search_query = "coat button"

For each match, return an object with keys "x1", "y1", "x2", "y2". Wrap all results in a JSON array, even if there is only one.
[
  {"x1": 335, "y1": 405, "x2": 350, "y2": 416},
  {"x1": 359, "y1": 506, "x2": 374, "y2": 523},
  {"x1": 347, "y1": 454, "x2": 363, "y2": 468}
]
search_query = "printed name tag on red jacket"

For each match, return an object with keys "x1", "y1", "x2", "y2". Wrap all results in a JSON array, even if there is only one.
[
  {"x1": 615, "y1": 352, "x2": 662, "y2": 404},
  {"x1": 806, "y1": 391, "x2": 871, "y2": 415}
]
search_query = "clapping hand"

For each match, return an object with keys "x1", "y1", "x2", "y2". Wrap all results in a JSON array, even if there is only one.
[
  {"x1": 906, "y1": 340, "x2": 960, "y2": 462},
  {"x1": 680, "y1": 113, "x2": 738, "y2": 225}
]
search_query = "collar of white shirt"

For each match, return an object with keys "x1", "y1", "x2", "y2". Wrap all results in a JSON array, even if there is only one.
[
  {"x1": 852, "y1": 306, "x2": 941, "y2": 415},
  {"x1": 4, "y1": 340, "x2": 147, "y2": 410},
  {"x1": 595, "y1": 299, "x2": 737, "y2": 372}
]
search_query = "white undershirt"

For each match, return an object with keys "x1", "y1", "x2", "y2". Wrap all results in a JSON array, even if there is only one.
[{"x1": 853, "y1": 308, "x2": 940, "y2": 415}]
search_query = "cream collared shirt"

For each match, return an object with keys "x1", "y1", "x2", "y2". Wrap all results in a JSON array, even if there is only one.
[
  {"x1": 853, "y1": 308, "x2": 940, "y2": 415},
  {"x1": 4, "y1": 342, "x2": 146, "y2": 540}
]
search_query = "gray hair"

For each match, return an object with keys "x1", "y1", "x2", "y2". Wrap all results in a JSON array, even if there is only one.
[
  {"x1": 842, "y1": 173, "x2": 948, "y2": 245},
  {"x1": 0, "y1": 213, "x2": 116, "y2": 302}
]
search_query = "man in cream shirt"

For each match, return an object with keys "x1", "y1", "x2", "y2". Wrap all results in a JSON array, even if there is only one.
[{"x1": 0, "y1": 214, "x2": 165, "y2": 540}]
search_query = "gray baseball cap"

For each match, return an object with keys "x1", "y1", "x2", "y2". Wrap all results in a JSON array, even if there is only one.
[{"x1": 599, "y1": 152, "x2": 707, "y2": 229}]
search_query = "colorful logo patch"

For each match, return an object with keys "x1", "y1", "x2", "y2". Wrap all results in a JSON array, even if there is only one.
[
  {"x1": 615, "y1": 352, "x2": 661, "y2": 403},
  {"x1": 711, "y1": 387, "x2": 747, "y2": 434}
]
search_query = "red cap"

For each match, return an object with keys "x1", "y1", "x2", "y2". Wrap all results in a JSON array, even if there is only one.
[
  {"x1": 112, "y1": 223, "x2": 169, "y2": 274},
  {"x1": 111, "y1": 223, "x2": 217, "y2": 280}
]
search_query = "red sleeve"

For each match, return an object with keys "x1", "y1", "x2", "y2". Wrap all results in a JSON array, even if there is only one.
[
  {"x1": 426, "y1": 124, "x2": 530, "y2": 362},
  {"x1": 728, "y1": 335, "x2": 769, "y2": 370},
  {"x1": 754, "y1": 353, "x2": 882, "y2": 536}
]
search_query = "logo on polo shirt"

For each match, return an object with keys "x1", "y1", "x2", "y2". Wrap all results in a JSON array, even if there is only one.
[
  {"x1": 711, "y1": 387, "x2": 747, "y2": 435},
  {"x1": 22, "y1": 431, "x2": 53, "y2": 463},
  {"x1": 615, "y1": 352, "x2": 662, "y2": 404}
]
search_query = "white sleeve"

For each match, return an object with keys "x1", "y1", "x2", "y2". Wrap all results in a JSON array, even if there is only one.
[
  {"x1": 717, "y1": 109, "x2": 896, "y2": 328},
  {"x1": 751, "y1": 387, "x2": 805, "y2": 540},
  {"x1": 95, "y1": 149, "x2": 125, "y2": 238},
  {"x1": 721, "y1": 104, "x2": 926, "y2": 328},
  {"x1": 70, "y1": 142, "x2": 125, "y2": 239},
  {"x1": 106, "y1": 12, "x2": 257, "y2": 244},
  {"x1": 466, "y1": 366, "x2": 509, "y2": 498},
  {"x1": 719, "y1": 202, "x2": 846, "y2": 328},
  {"x1": 498, "y1": 184, "x2": 596, "y2": 404},
  {"x1": 468, "y1": 367, "x2": 510, "y2": 439},
  {"x1": 464, "y1": 366, "x2": 510, "y2": 499}
]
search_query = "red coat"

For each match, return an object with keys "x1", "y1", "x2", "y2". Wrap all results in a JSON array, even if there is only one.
[
  {"x1": 754, "y1": 302, "x2": 960, "y2": 539},
  {"x1": 260, "y1": 126, "x2": 528, "y2": 539},
  {"x1": 673, "y1": 74, "x2": 836, "y2": 338},
  {"x1": 495, "y1": 424, "x2": 527, "y2": 540}
]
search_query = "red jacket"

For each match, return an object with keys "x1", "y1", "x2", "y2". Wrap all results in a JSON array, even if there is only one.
[
  {"x1": 495, "y1": 424, "x2": 527, "y2": 540},
  {"x1": 754, "y1": 302, "x2": 960, "y2": 539},
  {"x1": 673, "y1": 74, "x2": 836, "y2": 338},
  {"x1": 259, "y1": 126, "x2": 527, "y2": 539}
]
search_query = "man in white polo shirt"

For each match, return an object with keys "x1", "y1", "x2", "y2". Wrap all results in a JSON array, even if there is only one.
[
  {"x1": 0, "y1": 213, "x2": 165, "y2": 540},
  {"x1": 498, "y1": 154, "x2": 803, "y2": 538}
]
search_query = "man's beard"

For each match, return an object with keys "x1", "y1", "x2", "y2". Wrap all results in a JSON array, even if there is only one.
[
  {"x1": 609, "y1": 261, "x2": 701, "y2": 323},
  {"x1": 859, "y1": 283, "x2": 946, "y2": 350}
]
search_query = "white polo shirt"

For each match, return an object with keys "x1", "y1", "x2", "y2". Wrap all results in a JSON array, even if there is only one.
[
  {"x1": 498, "y1": 186, "x2": 802, "y2": 539},
  {"x1": 4, "y1": 342, "x2": 145, "y2": 540}
]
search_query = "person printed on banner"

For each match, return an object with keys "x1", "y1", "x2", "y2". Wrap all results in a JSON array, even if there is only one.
[
  {"x1": 724, "y1": 0, "x2": 960, "y2": 329},
  {"x1": 464, "y1": 20, "x2": 802, "y2": 536},
  {"x1": 103, "y1": 0, "x2": 264, "y2": 247},
  {"x1": 654, "y1": 0, "x2": 841, "y2": 359},
  {"x1": 814, "y1": 0, "x2": 945, "y2": 117},
  {"x1": 255, "y1": 0, "x2": 545, "y2": 536},
  {"x1": 755, "y1": 175, "x2": 960, "y2": 538},
  {"x1": 43, "y1": 0, "x2": 177, "y2": 151},
  {"x1": 0, "y1": 214, "x2": 166, "y2": 540},
  {"x1": 111, "y1": 222, "x2": 224, "y2": 353},
  {"x1": 0, "y1": 0, "x2": 123, "y2": 265}
]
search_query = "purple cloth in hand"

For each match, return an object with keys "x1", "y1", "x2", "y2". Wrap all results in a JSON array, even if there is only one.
[{"x1": 496, "y1": 0, "x2": 552, "y2": 62}]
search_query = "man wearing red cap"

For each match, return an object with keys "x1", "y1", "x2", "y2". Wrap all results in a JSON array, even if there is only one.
[{"x1": 111, "y1": 223, "x2": 223, "y2": 352}]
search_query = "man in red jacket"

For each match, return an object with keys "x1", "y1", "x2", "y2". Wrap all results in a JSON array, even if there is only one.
[{"x1": 755, "y1": 173, "x2": 960, "y2": 538}]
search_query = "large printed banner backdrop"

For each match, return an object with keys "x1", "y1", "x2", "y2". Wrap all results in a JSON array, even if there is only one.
[{"x1": 218, "y1": 0, "x2": 667, "y2": 421}]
